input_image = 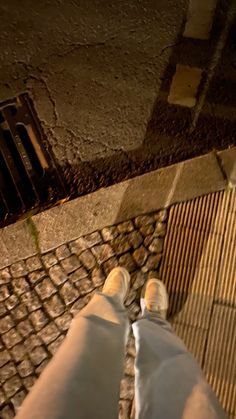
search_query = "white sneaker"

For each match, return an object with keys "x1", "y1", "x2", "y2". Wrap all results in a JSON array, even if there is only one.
[
  {"x1": 102, "y1": 267, "x2": 130, "y2": 304},
  {"x1": 141, "y1": 278, "x2": 169, "y2": 319}
]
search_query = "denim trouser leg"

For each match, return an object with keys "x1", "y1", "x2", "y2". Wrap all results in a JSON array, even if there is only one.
[
  {"x1": 16, "y1": 293, "x2": 129, "y2": 419},
  {"x1": 132, "y1": 311, "x2": 226, "y2": 419}
]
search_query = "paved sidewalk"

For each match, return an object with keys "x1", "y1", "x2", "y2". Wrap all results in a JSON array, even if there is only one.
[
  {"x1": 0, "y1": 188, "x2": 235, "y2": 418},
  {"x1": 0, "y1": 148, "x2": 235, "y2": 418},
  {"x1": 161, "y1": 188, "x2": 236, "y2": 419}
]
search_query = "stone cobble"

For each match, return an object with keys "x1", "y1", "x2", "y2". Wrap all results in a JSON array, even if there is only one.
[
  {"x1": 0, "y1": 269, "x2": 11, "y2": 285},
  {"x1": 0, "y1": 209, "x2": 168, "y2": 417}
]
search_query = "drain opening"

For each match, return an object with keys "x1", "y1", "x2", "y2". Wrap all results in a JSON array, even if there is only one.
[
  {"x1": 16, "y1": 124, "x2": 44, "y2": 176},
  {"x1": 0, "y1": 93, "x2": 67, "y2": 227}
]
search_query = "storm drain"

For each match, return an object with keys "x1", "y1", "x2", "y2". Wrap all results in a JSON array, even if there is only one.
[
  {"x1": 160, "y1": 189, "x2": 236, "y2": 418},
  {"x1": 0, "y1": 94, "x2": 67, "y2": 227}
]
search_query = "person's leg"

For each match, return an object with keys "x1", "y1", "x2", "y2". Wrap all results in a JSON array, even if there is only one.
[
  {"x1": 132, "y1": 278, "x2": 226, "y2": 419},
  {"x1": 16, "y1": 267, "x2": 130, "y2": 419}
]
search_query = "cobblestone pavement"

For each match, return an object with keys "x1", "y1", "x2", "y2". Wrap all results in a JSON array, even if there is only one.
[{"x1": 0, "y1": 209, "x2": 168, "y2": 418}]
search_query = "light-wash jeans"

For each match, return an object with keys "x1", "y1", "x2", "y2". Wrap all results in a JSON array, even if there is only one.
[{"x1": 16, "y1": 293, "x2": 226, "y2": 419}]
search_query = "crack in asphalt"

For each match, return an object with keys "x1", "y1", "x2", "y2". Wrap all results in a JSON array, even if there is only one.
[
  {"x1": 44, "y1": 36, "x2": 118, "y2": 61},
  {"x1": 39, "y1": 76, "x2": 59, "y2": 126},
  {"x1": 156, "y1": 40, "x2": 183, "y2": 58}
]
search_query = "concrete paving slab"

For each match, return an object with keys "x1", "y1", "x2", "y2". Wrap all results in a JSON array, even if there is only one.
[
  {"x1": 215, "y1": 197, "x2": 236, "y2": 305},
  {"x1": 160, "y1": 189, "x2": 232, "y2": 328},
  {"x1": 204, "y1": 304, "x2": 236, "y2": 416},
  {"x1": 229, "y1": 186, "x2": 236, "y2": 214},
  {"x1": 172, "y1": 322, "x2": 207, "y2": 366},
  {"x1": 171, "y1": 198, "x2": 230, "y2": 236},
  {"x1": 207, "y1": 379, "x2": 236, "y2": 419},
  {"x1": 173, "y1": 292, "x2": 214, "y2": 329}
]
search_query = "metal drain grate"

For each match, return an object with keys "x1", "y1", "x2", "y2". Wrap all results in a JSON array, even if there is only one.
[{"x1": 0, "y1": 94, "x2": 67, "y2": 227}]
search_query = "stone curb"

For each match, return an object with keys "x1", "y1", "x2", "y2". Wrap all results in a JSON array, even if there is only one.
[
  {"x1": 0, "y1": 147, "x2": 235, "y2": 269},
  {"x1": 0, "y1": 221, "x2": 37, "y2": 270},
  {"x1": 217, "y1": 147, "x2": 236, "y2": 188}
]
